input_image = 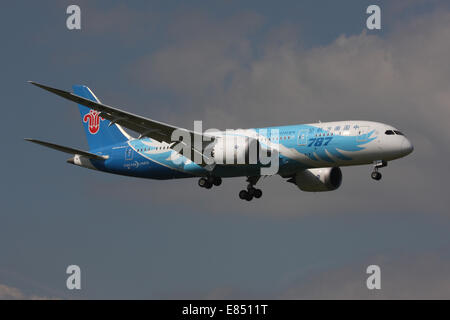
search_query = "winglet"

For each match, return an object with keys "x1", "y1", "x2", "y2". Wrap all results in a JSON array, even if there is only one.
[{"x1": 27, "y1": 81, "x2": 71, "y2": 98}]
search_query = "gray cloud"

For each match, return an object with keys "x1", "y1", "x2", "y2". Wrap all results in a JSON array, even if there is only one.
[
  {"x1": 281, "y1": 252, "x2": 450, "y2": 299},
  {"x1": 0, "y1": 283, "x2": 59, "y2": 300},
  {"x1": 72, "y1": 0, "x2": 161, "y2": 41},
  {"x1": 146, "y1": 251, "x2": 450, "y2": 299},
  {"x1": 0, "y1": 284, "x2": 24, "y2": 300},
  {"x1": 129, "y1": 11, "x2": 263, "y2": 108},
  {"x1": 7, "y1": 1, "x2": 450, "y2": 299},
  {"x1": 113, "y1": 8, "x2": 450, "y2": 216},
  {"x1": 127, "y1": 9, "x2": 447, "y2": 128},
  {"x1": 127, "y1": 6, "x2": 450, "y2": 139}
]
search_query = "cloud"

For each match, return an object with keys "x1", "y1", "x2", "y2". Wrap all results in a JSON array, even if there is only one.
[
  {"x1": 128, "y1": 7, "x2": 450, "y2": 136},
  {"x1": 130, "y1": 11, "x2": 263, "y2": 102},
  {"x1": 144, "y1": 251, "x2": 450, "y2": 299},
  {"x1": 9, "y1": 1, "x2": 450, "y2": 300},
  {"x1": 0, "y1": 284, "x2": 25, "y2": 300},
  {"x1": 73, "y1": 1, "x2": 161, "y2": 41},
  {"x1": 0, "y1": 283, "x2": 59, "y2": 300},
  {"x1": 23, "y1": 2, "x2": 448, "y2": 216},
  {"x1": 115, "y1": 7, "x2": 450, "y2": 216},
  {"x1": 281, "y1": 252, "x2": 450, "y2": 299},
  {"x1": 385, "y1": 0, "x2": 445, "y2": 16}
]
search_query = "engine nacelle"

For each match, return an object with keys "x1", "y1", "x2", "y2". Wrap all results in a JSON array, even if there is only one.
[{"x1": 294, "y1": 167, "x2": 342, "y2": 192}]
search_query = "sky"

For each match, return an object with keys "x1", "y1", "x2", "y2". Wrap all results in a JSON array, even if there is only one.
[{"x1": 1, "y1": 0, "x2": 450, "y2": 299}]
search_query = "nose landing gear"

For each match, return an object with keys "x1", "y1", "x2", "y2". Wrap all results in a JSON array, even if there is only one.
[
  {"x1": 371, "y1": 171, "x2": 382, "y2": 180},
  {"x1": 371, "y1": 160, "x2": 387, "y2": 181},
  {"x1": 238, "y1": 176, "x2": 262, "y2": 201}
]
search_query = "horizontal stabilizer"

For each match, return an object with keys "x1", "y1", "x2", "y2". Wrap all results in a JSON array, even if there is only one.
[{"x1": 24, "y1": 138, "x2": 108, "y2": 160}]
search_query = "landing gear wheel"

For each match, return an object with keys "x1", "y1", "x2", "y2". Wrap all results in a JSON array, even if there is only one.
[
  {"x1": 371, "y1": 171, "x2": 382, "y2": 181},
  {"x1": 204, "y1": 182, "x2": 213, "y2": 189},
  {"x1": 198, "y1": 177, "x2": 207, "y2": 187},
  {"x1": 239, "y1": 190, "x2": 253, "y2": 201},
  {"x1": 213, "y1": 177, "x2": 222, "y2": 186},
  {"x1": 371, "y1": 160, "x2": 386, "y2": 181},
  {"x1": 239, "y1": 176, "x2": 262, "y2": 201},
  {"x1": 239, "y1": 190, "x2": 249, "y2": 200},
  {"x1": 247, "y1": 187, "x2": 262, "y2": 199}
]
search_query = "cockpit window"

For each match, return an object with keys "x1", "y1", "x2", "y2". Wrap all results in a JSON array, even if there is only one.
[
  {"x1": 385, "y1": 130, "x2": 395, "y2": 135},
  {"x1": 394, "y1": 130, "x2": 404, "y2": 136}
]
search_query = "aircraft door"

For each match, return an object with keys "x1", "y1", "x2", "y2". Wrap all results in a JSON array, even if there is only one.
[
  {"x1": 125, "y1": 147, "x2": 133, "y2": 160},
  {"x1": 297, "y1": 129, "x2": 309, "y2": 146},
  {"x1": 357, "y1": 126, "x2": 369, "y2": 142}
]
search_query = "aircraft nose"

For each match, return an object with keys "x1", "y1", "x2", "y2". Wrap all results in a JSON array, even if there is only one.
[{"x1": 401, "y1": 138, "x2": 414, "y2": 155}]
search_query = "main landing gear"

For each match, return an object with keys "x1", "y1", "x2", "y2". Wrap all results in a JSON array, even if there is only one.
[
  {"x1": 371, "y1": 160, "x2": 387, "y2": 181},
  {"x1": 239, "y1": 176, "x2": 262, "y2": 201},
  {"x1": 198, "y1": 176, "x2": 222, "y2": 189}
]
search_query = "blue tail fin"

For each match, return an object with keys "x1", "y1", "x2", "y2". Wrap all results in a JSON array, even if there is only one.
[{"x1": 73, "y1": 85, "x2": 130, "y2": 151}]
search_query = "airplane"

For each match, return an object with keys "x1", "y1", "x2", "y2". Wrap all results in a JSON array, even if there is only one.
[{"x1": 26, "y1": 81, "x2": 414, "y2": 201}]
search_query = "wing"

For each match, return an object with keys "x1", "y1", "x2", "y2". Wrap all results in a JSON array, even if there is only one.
[{"x1": 28, "y1": 81, "x2": 215, "y2": 164}]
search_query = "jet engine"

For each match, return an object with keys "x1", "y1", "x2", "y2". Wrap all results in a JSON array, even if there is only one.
[
  {"x1": 292, "y1": 167, "x2": 342, "y2": 192},
  {"x1": 210, "y1": 136, "x2": 262, "y2": 165}
]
